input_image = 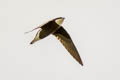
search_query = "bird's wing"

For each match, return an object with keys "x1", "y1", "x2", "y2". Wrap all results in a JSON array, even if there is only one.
[{"x1": 53, "y1": 27, "x2": 83, "y2": 65}]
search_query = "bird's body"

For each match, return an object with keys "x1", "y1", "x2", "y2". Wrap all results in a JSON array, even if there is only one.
[{"x1": 27, "y1": 17, "x2": 83, "y2": 66}]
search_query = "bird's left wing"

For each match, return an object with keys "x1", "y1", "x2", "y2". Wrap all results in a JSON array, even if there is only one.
[{"x1": 53, "y1": 27, "x2": 83, "y2": 65}]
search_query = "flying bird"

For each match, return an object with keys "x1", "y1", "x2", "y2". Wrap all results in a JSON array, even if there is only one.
[{"x1": 26, "y1": 17, "x2": 83, "y2": 66}]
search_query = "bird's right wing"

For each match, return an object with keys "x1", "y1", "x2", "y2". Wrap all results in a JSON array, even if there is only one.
[{"x1": 53, "y1": 27, "x2": 83, "y2": 65}]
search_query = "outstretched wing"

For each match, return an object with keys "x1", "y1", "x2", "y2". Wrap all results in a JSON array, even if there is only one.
[{"x1": 53, "y1": 27, "x2": 83, "y2": 65}]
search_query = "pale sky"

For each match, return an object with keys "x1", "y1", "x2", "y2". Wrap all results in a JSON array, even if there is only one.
[{"x1": 0, "y1": 0, "x2": 120, "y2": 80}]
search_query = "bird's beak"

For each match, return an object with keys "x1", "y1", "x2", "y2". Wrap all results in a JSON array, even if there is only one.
[
  {"x1": 30, "y1": 35, "x2": 40, "y2": 44},
  {"x1": 30, "y1": 40, "x2": 35, "y2": 44}
]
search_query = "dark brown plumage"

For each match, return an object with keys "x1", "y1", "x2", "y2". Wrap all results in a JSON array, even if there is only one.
[
  {"x1": 53, "y1": 27, "x2": 83, "y2": 65},
  {"x1": 27, "y1": 17, "x2": 83, "y2": 66}
]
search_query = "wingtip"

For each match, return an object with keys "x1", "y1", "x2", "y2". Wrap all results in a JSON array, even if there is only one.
[
  {"x1": 79, "y1": 61, "x2": 84, "y2": 66},
  {"x1": 80, "y1": 63, "x2": 84, "y2": 66},
  {"x1": 77, "y1": 58, "x2": 83, "y2": 66}
]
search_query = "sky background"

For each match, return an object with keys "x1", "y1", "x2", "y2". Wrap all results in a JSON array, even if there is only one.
[{"x1": 0, "y1": 0, "x2": 120, "y2": 80}]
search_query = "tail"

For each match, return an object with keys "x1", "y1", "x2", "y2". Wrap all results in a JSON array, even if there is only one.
[{"x1": 24, "y1": 26, "x2": 41, "y2": 34}]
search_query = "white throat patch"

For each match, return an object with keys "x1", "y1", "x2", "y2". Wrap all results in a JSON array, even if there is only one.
[{"x1": 55, "y1": 18, "x2": 64, "y2": 26}]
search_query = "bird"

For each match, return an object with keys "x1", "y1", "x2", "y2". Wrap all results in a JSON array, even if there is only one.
[{"x1": 26, "y1": 17, "x2": 83, "y2": 66}]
